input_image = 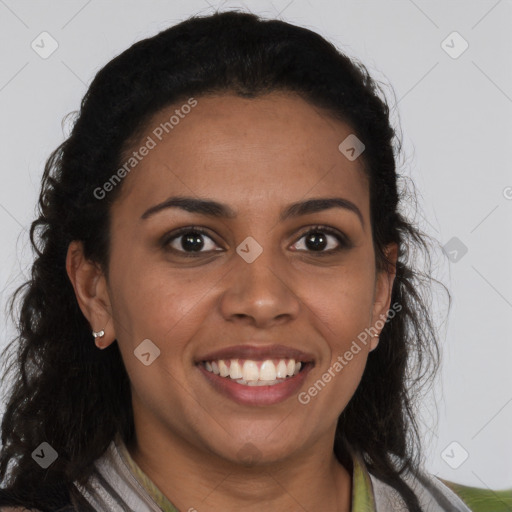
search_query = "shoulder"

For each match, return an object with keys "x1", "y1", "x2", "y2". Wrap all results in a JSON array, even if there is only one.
[
  {"x1": 438, "y1": 478, "x2": 512, "y2": 512},
  {"x1": 369, "y1": 470, "x2": 474, "y2": 511}
]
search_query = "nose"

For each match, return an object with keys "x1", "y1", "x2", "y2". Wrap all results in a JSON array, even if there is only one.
[{"x1": 218, "y1": 243, "x2": 301, "y2": 328}]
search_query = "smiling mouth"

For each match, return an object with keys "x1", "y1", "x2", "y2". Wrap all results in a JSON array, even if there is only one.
[{"x1": 200, "y1": 358, "x2": 310, "y2": 387}]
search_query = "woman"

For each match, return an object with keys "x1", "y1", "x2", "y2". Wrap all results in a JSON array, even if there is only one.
[{"x1": 0, "y1": 10, "x2": 509, "y2": 512}]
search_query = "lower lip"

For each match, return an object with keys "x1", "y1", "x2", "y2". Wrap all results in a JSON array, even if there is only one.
[{"x1": 197, "y1": 363, "x2": 313, "y2": 406}]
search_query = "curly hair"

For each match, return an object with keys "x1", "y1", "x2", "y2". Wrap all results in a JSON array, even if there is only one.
[{"x1": 0, "y1": 10, "x2": 447, "y2": 511}]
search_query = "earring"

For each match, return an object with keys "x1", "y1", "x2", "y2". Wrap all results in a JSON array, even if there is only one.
[
  {"x1": 92, "y1": 329, "x2": 106, "y2": 350},
  {"x1": 373, "y1": 334, "x2": 379, "y2": 338}
]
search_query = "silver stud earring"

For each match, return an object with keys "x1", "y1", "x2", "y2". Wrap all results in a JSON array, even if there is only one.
[{"x1": 93, "y1": 329, "x2": 107, "y2": 350}]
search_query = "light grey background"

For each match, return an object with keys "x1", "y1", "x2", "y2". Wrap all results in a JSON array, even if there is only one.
[{"x1": 0, "y1": 0, "x2": 511, "y2": 490}]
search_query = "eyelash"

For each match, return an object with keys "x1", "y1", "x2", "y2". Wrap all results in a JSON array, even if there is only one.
[{"x1": 161, "y1": 225, "x2": 352, "y2": 258}]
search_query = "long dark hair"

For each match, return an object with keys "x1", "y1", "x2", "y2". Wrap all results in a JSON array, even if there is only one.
[{"x1": 0, "y1": 10, "x2": 446, "y2": 511}]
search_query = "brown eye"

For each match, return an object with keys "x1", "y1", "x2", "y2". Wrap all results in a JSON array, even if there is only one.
[
  {"x1": 162, "y1": 226, "x2": 222, "y2": 258},
  {"x1": 161, "y1": 224, "x2": 352, "y2": 259},
  {"x1": 291, "y1": 226, "x2": 351, "y2": 254}
]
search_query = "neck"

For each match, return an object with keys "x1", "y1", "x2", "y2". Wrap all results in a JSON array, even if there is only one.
[{"x1": 126, "y1": 428, "x2": 352, "y2": 512}]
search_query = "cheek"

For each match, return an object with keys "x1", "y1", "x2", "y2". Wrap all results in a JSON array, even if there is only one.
[
  {"x1": 304, "y1": 258, "x2": 376, "y2": 329},
  {"x1": 108, "y1": 267, "x2": 196, "y2": 416},
  {"x1": 109, "y1": 265, "x2": 218, "y2": 401},
  {"x1": 298, "y1": 256, "x2": 375, "y2": 392},
  {"x1": 110, "y1": 255, "x2": 203, "y2": 335},
  {"x1": 301, "y1": 270, "x2": 372, "y2": 410},
  {"x1": 298, "y1": 337, "x2": 368, "y2": 429}
]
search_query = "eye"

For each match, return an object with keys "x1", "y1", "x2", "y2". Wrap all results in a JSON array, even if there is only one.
[
  {"x1": 291, "y1": 225, "x2": 351, "y2": 255},
  {"x1": 161, "y1": 224, "x2": 351, "y2": 258},
  {"x1": 161, "y1": 226, "x2": 221, "y2": 257}
]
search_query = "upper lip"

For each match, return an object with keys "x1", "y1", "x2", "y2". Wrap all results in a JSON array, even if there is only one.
[{"x1": 195, "y1": 344, "x2": 315, "y2": 363}]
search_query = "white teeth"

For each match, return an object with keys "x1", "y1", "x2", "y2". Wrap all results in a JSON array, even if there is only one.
[
  {"x1": 235, "y1": 378, "x2": 283, "y2": 387},
  {"x1": 203, "y1": 358, "x2": 304, "y2": 386},
  {"x1": 242, "y1": 360, "x2": 259, "y2": 381},
  {"x1": 218, "y1": 360, "x2": 229, "y2": 377},
  {"x1": 276, "y1": 360, "x2": 288, "y2": 378},
  {"x1": 229, "y1": 360, "x2": 243, "y2": 379},
  {"x1": 259, "y1": 360, "x2": 277, "y2": 381}
]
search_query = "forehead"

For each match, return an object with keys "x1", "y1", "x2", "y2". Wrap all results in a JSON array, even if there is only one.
[{"x1": 112, "y1": 92, "x2": 369, "y2": 222}]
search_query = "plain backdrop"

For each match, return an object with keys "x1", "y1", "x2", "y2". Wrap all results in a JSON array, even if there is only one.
[{"x1": 0, "y1": 0, "x2": 511, "y2": 490}]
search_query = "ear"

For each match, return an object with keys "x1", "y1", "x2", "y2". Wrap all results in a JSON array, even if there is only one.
[
  {"x1": 369, "y1": 242, "x2": 398, "y2": 351},
  {"x1": 65, "y1": 240, "x2": 116, "y2": 349}
]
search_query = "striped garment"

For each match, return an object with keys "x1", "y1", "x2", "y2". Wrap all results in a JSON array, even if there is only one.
[{"x1": 69, "y1": 432, "x2": 505, "y2": 511}]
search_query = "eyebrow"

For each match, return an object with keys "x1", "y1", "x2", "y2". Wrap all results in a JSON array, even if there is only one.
[{"x1": 140, "y1": 195, "x2": 364, "y2": 228}]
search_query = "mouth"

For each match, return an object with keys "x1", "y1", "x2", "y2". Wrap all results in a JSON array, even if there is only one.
[
  {"x1": 195, "y1": 344, "x2": 315, "y2": 406},
  {"x1": 200, "y1": 358, "x2": 309, "y2": 386}
]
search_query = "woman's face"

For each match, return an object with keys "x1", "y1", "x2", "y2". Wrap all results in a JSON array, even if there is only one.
[{"x1": 79, "y1": 92, "x2": 396, "y2": 465}]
